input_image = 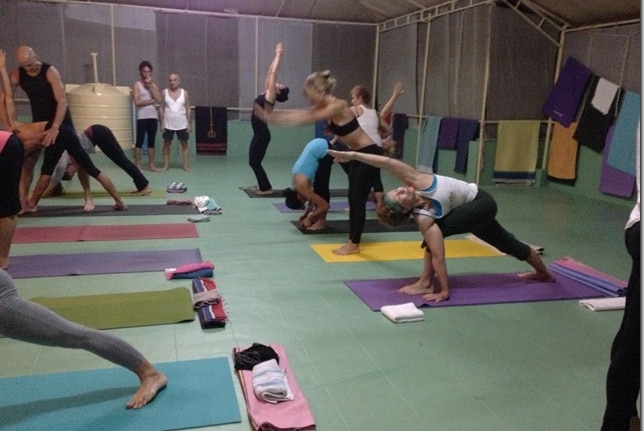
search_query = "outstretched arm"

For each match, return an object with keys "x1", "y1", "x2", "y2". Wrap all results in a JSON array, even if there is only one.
[
  {"x1": 327, "y1": 149, "x2": 430, "y2": 188},
  {"x1": 264, "y1": 42, "x2": 284, "y2": 103},
  {"x1": 379, "y1": 82, "x2": 404, "y2": 119},
  {"x1": 0, "y1": 50, "x2": 16, "y2": 129}
]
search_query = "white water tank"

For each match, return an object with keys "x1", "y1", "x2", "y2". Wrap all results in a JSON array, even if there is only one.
[{"x1": 67, "y1": 83, "x2": 133, "y2": 150}]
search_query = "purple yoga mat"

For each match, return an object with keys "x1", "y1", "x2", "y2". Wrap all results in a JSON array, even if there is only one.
[
  {"x1": 344, "y1": 272, "x2": 605, "y2": 311},
  {"x1": 273, "y1": 201, "x2": 375, "y2": 213},
  {"x1": 6, "y1": 248, "x2": 202, "y2": 279}
]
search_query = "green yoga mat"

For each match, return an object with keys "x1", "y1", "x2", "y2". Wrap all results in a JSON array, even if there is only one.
[
  {"x1": 0, "y1": 357, "x2": 242, "y2": 431},
  {"x1": 30, "y1": 287, "x2": 195, "y2": 330}
]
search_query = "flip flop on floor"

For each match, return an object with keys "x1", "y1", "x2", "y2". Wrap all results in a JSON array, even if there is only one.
[{"x1": 166, "y1": 182, "x2": 188, "y2": 193}]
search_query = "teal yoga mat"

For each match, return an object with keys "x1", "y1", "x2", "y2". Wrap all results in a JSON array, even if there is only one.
[{"x1": 0, "y1": 357, "x2": 241, "y2": 431}]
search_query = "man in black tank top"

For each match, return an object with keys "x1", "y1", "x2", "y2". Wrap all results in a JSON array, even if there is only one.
[{"x1": 9, "y1": 45, "x2": 74, "y2": 211}]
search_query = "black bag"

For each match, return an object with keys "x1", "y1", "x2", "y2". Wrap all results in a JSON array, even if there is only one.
[{"x1": 233, "y1": 343, "x2": 279, "y2": 370}]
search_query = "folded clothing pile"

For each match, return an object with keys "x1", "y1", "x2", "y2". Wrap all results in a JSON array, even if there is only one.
[
  {"x1": 233, "y1": 343, "x2": 316, "y2": 431},
  {"x1": 165, "y1": 261, "x2": 214, "y2": 280},
  {"x1": 380, "y1": 302, "x2": 425, "y2": 323},
  {"x1": 549, "y1": 257, "x2": 627, "y2": 297},
  {"x1": 191, "y1": 277, "x2": 227, "y2": 328},
  {"x1": 166, "y1": 182, "x2": 188, "y2": 193},
  {"x1": 194, "y1": 195, "x2": 222, "y2": 215}
]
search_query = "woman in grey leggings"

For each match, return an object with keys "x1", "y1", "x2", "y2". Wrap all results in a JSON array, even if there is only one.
[{"x1": 0, "y1": 269, "x2": 167, "y2": 409}]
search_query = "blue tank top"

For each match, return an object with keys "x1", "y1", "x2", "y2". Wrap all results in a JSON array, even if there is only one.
[{"x1": 292, "y1": 138, "x2": 329, "y2": 183}]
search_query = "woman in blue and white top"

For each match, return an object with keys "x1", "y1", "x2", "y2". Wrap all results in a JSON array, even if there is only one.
[{"x1": 327, "y1": 149, "x2": 554, "y2": 302}]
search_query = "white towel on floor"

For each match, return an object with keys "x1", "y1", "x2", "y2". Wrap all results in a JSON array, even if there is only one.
[
  {"x1": 381, "y1": 302, "x2": 425, "y2": 323},
  {"x1": 579, "y1": 297, "x2": 625, "y2": 311},
  {"x1": 591, "y1": 78, "x2": 619, "y2": 115},
  {"x1": 252, "y1": 359, "x2": 294, "y2": 404}
]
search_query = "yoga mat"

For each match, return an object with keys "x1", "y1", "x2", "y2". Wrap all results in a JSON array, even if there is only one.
[
  {"x1": 274, "y1": 200, "x2": 375, "y2": 213},
  {"x1": 49, "y1": 189, "x2": 165, "y2": 198},
  {"x1": 234, "y1": 344, "x2": 316, "y2": 431},
  {"x1": 244, "y1": 188, "x2": 348, "y2": 198},
  {"x1": 291, "y1": 218, "x2": 418, "y2": 234},
  {"x1": 20, "y1": 204, "x2": 198, "y2": 217},
  {"x1": 344, "y1": 272, "x2": 605, "y2": 311},
  {"x1": 13, "y1": 223, "x2": 199, "y2": 243},
  {"x1": 0, "y1": 357, "x2": 241, "y2": 431},
  {"x1": 311, "y1": 238, "x2": 503, "y2": 263},
  {"x1": 6, "y1": 248, "x2": 202, "y2": 279},
  {"x1": 30, "y1": 287, "x2": 194, "y2": 330}
]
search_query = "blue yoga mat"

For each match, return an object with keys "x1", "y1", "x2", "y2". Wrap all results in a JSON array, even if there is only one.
[
  {"x1": 6, "y1": 248, "x2": 202, "y2": 279},
  {"x1": 0, "y1": 357, "x2": 241, "y2": 431}
]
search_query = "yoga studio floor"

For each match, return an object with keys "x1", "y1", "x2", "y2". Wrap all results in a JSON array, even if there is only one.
[{"x1": 1, "y1": 150, "x2": 634, "y2": 431}]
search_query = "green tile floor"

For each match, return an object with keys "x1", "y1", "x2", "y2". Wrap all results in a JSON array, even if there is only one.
[{"x1": 1, "y1": 150, "x2": 635, "y2": 430}]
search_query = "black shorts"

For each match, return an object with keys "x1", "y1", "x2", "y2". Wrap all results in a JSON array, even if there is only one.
[
  {"x1": 0, "y1": 135, "x2": 24, "y2": 217},
  {"x1": 163, "y1": 129, "x2": 189, "y2": 141}
]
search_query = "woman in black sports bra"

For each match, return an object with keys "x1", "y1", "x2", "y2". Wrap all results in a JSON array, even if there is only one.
[{"x1": 256, "y1": 70, "x2": 382, "y2": 256}]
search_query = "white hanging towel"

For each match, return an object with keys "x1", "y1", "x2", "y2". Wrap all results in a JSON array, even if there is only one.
[{"x1": 591, "y1": 78, "x2": 619, "y2": 115}]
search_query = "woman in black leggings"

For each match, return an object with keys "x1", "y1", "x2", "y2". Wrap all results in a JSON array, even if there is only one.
[
  {"x1": 328, "y1": 149, "x2": 554, "y2": 301},
  {"x1": 257, "y1": 70, "x2": 381, "y2": 255}
]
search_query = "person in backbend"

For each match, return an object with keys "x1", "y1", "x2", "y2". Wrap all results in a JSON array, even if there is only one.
[
  {"x1": 248, "y1": 42, "x2": 289, "y2": 195},
  {"x1": 255, "y1": 70, "x2": 381, "y2": 255}
]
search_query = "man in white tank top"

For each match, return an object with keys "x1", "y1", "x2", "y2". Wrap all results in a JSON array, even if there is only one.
[{"x1": 161, "y1": 73, "x2": 191, "y2": 171}]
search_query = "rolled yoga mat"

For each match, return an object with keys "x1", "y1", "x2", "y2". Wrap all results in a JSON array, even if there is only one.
[
  {"x1": 6, "y1": 248, "x2": 203, "y2": 279},
  {"x1": 311, "y1": 238, "x2": 503, "y2": 263},
  {"x1": 344, "y1": 271, "x2": 605, "y2": 311},
  {"x1": 20, "y1": 204, "x2": 198, "y2": 217},
  {"x1": 0, "y1": 357, "x2": 241, "y2": 431},
  {"x1": 13, "y1": 223, "x2": 199, "y2": 243},
  {"x1": 29, "y1": 287, "x2": 195, "y2": 330}
]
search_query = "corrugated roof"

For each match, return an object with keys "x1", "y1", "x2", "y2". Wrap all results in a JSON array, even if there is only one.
[{"x1": 58, "y1": 0, "x2": 641, "y2": 27}]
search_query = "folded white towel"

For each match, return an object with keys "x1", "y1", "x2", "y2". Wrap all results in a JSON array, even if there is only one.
[
  {"x1": 579, "y1": 297, "x2": 626, "y2": 311},
  {"x1": 381, "y1": 302, "x2": 425, "y2": 323},
  {"x1": 591, "y1": 78, "x2": 619, "y2": 115},
  {"x1": 252, "y1": 359, "x2": 294, "y2": 404}
]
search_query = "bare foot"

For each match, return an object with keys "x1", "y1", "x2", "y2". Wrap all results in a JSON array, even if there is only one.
[
  {"x1": 126, "y1": 371, "x2": 168, "y2": 409},
  {"x1": 133, "y1": 184, "x2": 153, "y2": 196},
  {"x1": 149, "y1": 165, "x2": 162, "y2": 172},
  {"x1": 83, "y1": 202, "x2": 95, "y2": 212},
  {"x1": 518, "y1": 271, "x2": 555, "y2": 282},
  {"x1": 332, "y1": 242, "x2": 360, "y2": 255},
  {"x1": 21, "y1": 203, "x2": 38, "y2": 214},
  {"x1": 306, "y1": 221, "x2": 326, "y2": 231},
  {"x1": 159, "y1": 165, "x2": 169, "y2": 172},
  {"x1": 113, "y1": 202, "x2": 128, "y2": 211},
  {"x1": 422, "y1": 290, "x2": 450, "y2": 302},
  {"x1": 183, "y1": 164, "x2": 191, "y2": 172},
  {"x1": 252, "y1": 189, "x2": 274, "y2": 196},
  {"x1": 398, "y1": 279, "x2": 435, "y2": 295}
]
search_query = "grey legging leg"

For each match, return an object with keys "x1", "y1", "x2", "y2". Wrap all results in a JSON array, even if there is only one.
[{"x1": 0, "y1": 269, "x2": 143, "y2": 372}]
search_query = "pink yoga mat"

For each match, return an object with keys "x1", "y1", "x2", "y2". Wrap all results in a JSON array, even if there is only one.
[
  {"x1": 13, "y1": 223, "x2": 199, "y2": 243},
  {"x1": 234, "y1": 344, "x2": 316, "y2": 431},
  {"x1": 345, "y1": 271, "x2": 605, "y2": 311}
]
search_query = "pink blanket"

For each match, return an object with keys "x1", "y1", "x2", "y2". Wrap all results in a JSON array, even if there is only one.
[{"x1": 234, "y1": 344, "x2": 316, "y2": 431}]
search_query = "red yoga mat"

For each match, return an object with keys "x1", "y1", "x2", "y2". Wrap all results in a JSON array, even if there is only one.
[{"x1": 13, "y1": 223, "x2": 199, "y2": 243}]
